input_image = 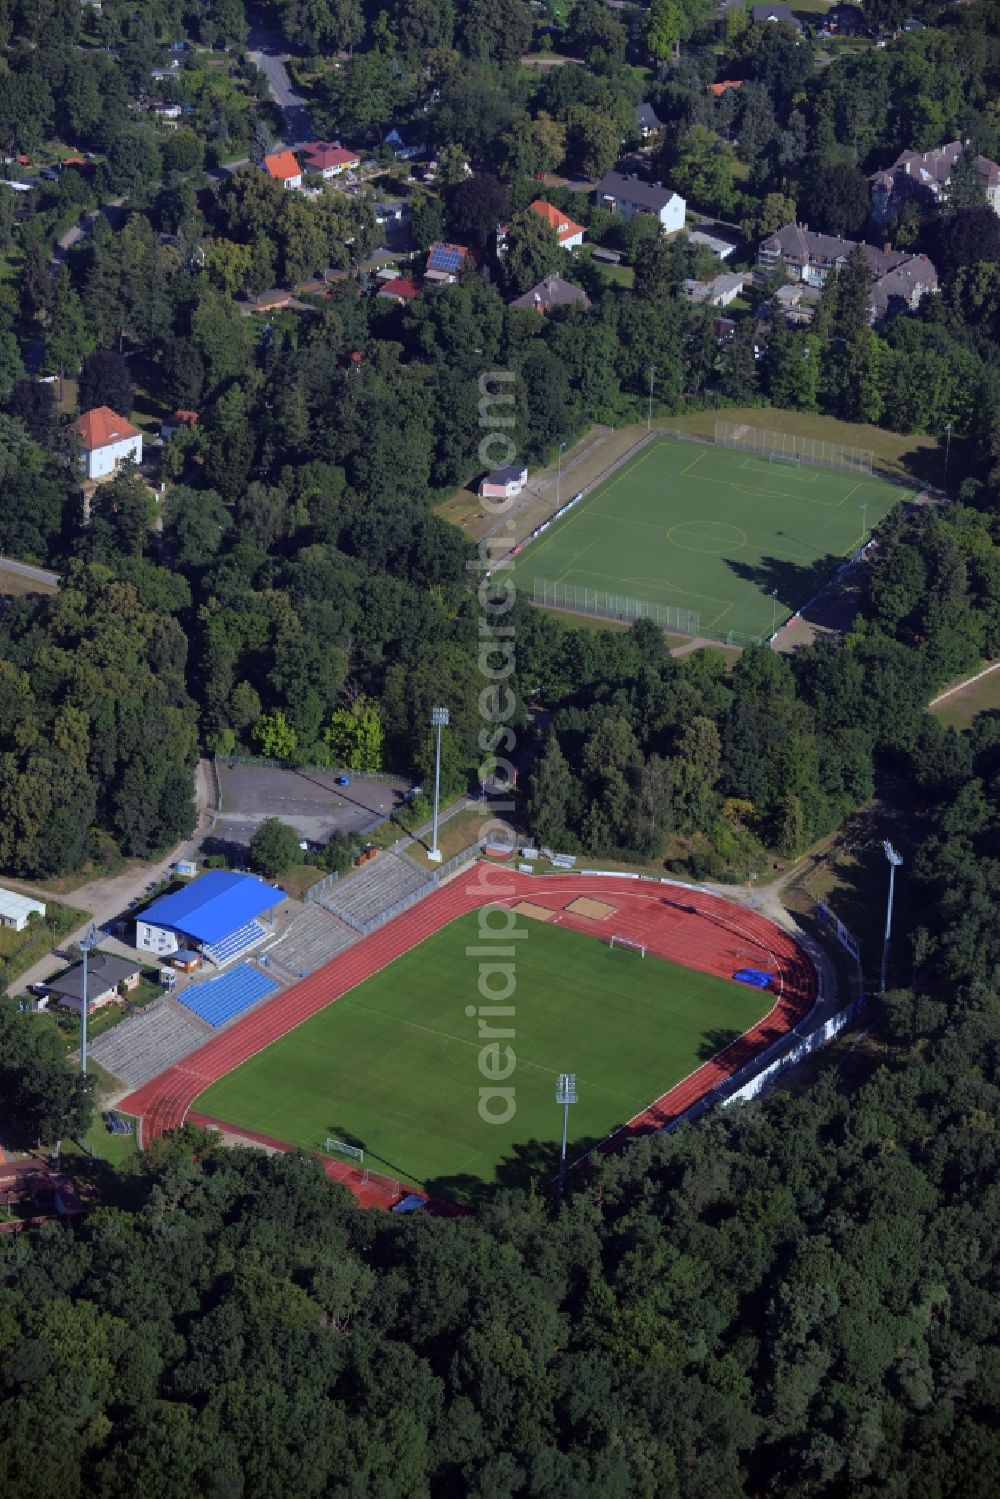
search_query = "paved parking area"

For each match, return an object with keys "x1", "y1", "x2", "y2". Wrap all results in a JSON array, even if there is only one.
[{"x1": 214, "y1": 764, "x2": 410, "y2": 850}]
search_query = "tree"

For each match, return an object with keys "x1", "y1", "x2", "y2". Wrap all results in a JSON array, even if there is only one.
[
  {"x1": 253, "y1": 710, "x2": 298, "y2": 760},
  {"x1": 502, "y1": 208, "x2": 563, "y2": 296},
  {"x1": 801, "y1": 160, "x2": 870, "y2": 238},
  {"x1": 645, "y1": 0, "x2": 684, "y2": 60},
  {"x1": 565, "y1": 110, "x2": 620, "y2": 180},
  {"x1": 447, "y1": 174, "x2": 511, "y2": 251},
  {"x1": 248, "y1": 817, "x2": 301, "y2": 877},
  {"x1": 0, "y1": 997, "x2": 95, "y2": 1148},
  {"x1": 324, "y1": 693, "x2": 384, "y2": 771},
  {"x1": 78, "y1": 350, "x2": 133, "y2": 417},
  {"x1": 459, "y1": 0, "x2": 531, "y2": 63},
  {"x1": 527, "y1": 731, "x2": 576, "y2": 849},
  {"x1": 672, "y1": 125, "x2": 738, "y2": 215}
]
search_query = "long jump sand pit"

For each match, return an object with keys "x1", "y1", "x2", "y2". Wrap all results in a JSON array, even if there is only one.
[
  {"x1": 565, "y1": 896, "x2": 617, "y2": 921},
  {"x1": 513, "y1": 900, "x2": 556, "y2": 923}
]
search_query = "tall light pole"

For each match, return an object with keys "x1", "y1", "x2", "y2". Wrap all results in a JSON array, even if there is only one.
[
  {"x1": 647, "y1": 367, "x2": 656, "y2": 432},
  {"x1": 859, "y1": 501, "x2": 868, "y2": 549},
  {"x1": 428, "y1": 706, "x2": 449, "y2": 863},
  {"x1": 79, "y1": 922, "x2": 97, "y2": 1076},
  {"x1": 879, "y1": 841, "x2": 903, "y2": 995},
  {"x1": 556, "y1": 440, "x2": 566, "y2": 510},
  {"x1": 771, "y1": 588, "x2": 779, "y2": 637},
  {"x1": 556, "y1": 1072, "x2": 577, "y2": 1194},
  {"x1": 943, "y1": 420, "x2": 953, "y2": 489}
]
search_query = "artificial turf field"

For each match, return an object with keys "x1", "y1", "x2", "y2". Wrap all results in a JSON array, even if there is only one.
[
  {"x1": 193, "y1": 914, "x2": 774, "y2": 1200},
  {"x1": 510, "y1": 435, "x2": 915, "y2": 640}
]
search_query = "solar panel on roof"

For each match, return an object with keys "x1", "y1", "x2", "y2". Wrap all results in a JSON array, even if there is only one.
[{"x1": 430, "y1": 246, "x2": 462, "y2": 272}]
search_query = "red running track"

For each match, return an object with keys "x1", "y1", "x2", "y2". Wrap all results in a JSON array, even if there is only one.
[{"x1": 120, "y1": 868, "x2": 816, "y2": 1204}]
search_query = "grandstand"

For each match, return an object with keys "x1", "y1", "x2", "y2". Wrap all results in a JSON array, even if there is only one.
[
  {"x1": 88, "y1": 999, "x2": 210, "y2": 1089},
  {"x1": 136, "y1": 871, "x2": 282, "y2": 969},
  {"x1": 313, "y1": 851, "x2": 433, "y2": 932},
  {"x1": 266, "y1": 905, "x2": 359, "y2": 977},
  {"x1": 178, "y1": 963, "x2": 279, "y2": 1027}
]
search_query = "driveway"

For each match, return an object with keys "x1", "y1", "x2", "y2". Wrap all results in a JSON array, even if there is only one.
[{"x1": 0, "y1": 556, "x2": 60, "y2": 588}]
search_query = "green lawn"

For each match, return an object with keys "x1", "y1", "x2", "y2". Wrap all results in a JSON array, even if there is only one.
[
  {"x1": 930, "y1": 664, "x2": 1000, "y2": 731},
  {"x1": 510, "y1": 435, "x2": 914, "y2": 641},
  {"x1": 194, "y1": 913, "x2": 772, "y2": 1201}
]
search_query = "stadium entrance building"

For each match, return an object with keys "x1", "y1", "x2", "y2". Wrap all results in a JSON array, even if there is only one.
[{"x1": 136, "y1": 871, "x2": 281, "y2": 969}]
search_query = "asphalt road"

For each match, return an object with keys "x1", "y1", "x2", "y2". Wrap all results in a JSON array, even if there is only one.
[
  {"x1": 0, "y1": 556, "x2": 60, "y2": 587},
  {"x1": 246, "y1": 21, "x2": 312, "y2": 145}
]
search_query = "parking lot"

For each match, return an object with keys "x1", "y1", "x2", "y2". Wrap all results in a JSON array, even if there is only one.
[{"x1": 213, "y1": 764, "x2": 411, "y2": 852}]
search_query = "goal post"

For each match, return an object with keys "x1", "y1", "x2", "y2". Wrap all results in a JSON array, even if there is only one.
[
  {"x1": 609, "y1": 934, "x2": 646, "y2": 958},
  {"x1": 325, "y1": 1137, "x2": 364, "y2": 1164}
]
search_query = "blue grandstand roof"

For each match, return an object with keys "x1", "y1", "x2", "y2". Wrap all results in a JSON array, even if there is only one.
[{"x1": 142, "y1": 871, "x2": 279, "y2": 944}]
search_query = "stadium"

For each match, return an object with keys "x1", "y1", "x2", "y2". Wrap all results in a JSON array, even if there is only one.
[{"x1": 120, "y1": 869, "x2": 817, "y2": 1209}]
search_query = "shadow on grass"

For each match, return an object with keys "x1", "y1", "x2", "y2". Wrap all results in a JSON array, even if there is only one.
[{"x1": 698, "y1": 1026, "x2": 742, "y2": 1061}]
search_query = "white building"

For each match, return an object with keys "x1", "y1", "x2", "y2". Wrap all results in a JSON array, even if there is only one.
[
  {"x1": 0, "y1": 886, "x2": 45, "y2": 932},
  {"x1": 77, "y1": 406, "x2": 143, "y2": 481},
  {"x1": 480, "y1": 465, "x2": 528, "y2": 500},
  {"x1": 594, "y1": 171, "x2": 686, "y2": 233}
]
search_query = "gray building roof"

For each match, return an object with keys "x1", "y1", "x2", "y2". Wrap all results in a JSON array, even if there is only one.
[
  {"x1": 636, "y1": 102, "x2": 662, "y2": 131},
  {"x1": 509, "y1": 274, "x2": 591, "y2": 313},
  {"x1": 45, "y1": 952, "x2": 141, "y2": 1002},
  {"x1": 595, "y1": 171, "x2": 682, "y2": 215}
]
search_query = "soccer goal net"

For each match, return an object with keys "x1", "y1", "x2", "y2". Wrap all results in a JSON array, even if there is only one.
[
  {"x1": 768, "y1": 452, "x2": 801, "y2": 468},
  {"x1": 325, "y1": 1137, "x2": 364, "y2": 1164},
  {"x1": 610, "y1": 934, "x2": 646, "y2": 958}
]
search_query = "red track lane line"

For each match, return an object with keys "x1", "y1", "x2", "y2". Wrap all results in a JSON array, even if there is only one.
[{"x1": 121, "y1": 873, "x2": 817, "y2": 1201}]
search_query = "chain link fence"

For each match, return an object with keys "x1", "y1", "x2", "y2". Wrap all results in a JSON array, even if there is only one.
[
  {"x1": 714, "y1": 420, "x2": 874, "y2": 475},
  {"x1": 532, "y1": 578, "x2": 701, "y2": 636}
]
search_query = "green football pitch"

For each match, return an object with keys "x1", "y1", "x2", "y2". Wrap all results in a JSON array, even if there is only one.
[
  {"x1": 510, "y1": 436, "x2": 915, "y2": 640},
  {"x1": 193, "y1": 914, "x2": 772, "y2": 1201}
]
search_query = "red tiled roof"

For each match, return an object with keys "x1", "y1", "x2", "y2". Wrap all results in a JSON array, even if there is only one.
[
  {"x1": 378, "y1": 276, "x2": 421, "y2": 300},
  {"x1": 707, "y1": 80, "x2": 743, "y2": 96},
  {"x1": 302, "y1": 142, "x2": 359, "y2": 170},
  {"x1": 76, "y1": 406, "x2": 141, "y2": 451},
  {"x1": 530, "y1": 199, "x2": 584, "y2": 244},
  {"x1": 170, "y1": 409, "x2": 199, "y2": 425},
  {"x1": 262, "y1": 150, "x2": 301, "y2": 181}
]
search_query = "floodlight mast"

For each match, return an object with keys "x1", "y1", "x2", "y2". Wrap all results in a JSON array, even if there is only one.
[
  {"x1": 428, "y1": 706, "x2": 449, "y2": 862},
  {"x1": 879, "y1": 841, "x2": 903, "y2": 995},
  {"x1": 79, "y1": 921, "x2": 98, "y2": 1076},
  {"x1": 556, "y1": 1072, "x2": 577, "y2": 1194}
]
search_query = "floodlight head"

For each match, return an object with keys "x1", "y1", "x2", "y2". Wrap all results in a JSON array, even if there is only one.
[
  {"x1": 556, "y1": 1073, "x2": 577, "y2": 1105},
  {"x1": 883, "y1": 840, "x2": 903, "y2": 867},
  {"x1": 431, "y1": 706, "x2": 449, "y2": 728},
  {"x1": 80, "y1": 922, "x2": 98, "y2": 952}
]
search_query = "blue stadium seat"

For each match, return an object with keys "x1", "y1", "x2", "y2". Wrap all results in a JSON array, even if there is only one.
[
  {"x1": 201, "y1": 919, "x2": 267, "y2": 967},
  {"x1": 178, "y1": 964, "x2": 278, "y2": 1028}
]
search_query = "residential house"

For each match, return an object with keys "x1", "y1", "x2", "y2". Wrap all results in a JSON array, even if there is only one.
[
  {"x1": 684, "y1": 271, "x2": 748, "y2": 308},
  {"x1": 750, "y1": 3, "x2": 802, "y2": 25},
  {"x1": 774, "y1": 282, "x2": 822, "y2": 326},
  {"x1": 870, "y1": 141, "x2": 1000, "y2": 224},
  {"x1": 758, "y1": 223, "x2": 938, "y2": 323},
  {"x1": 687, "y1": 228, "x2": 736, "y2": 259},
  {"x1": 636, "y1": 103, "x2": 663, "y2": 139},
  {"x1": 706, "y1": 79, "x2": 743, "y2": 98},
  {"x1": 77, "y1": 406, "x2": 143, "y2": 481},
  {"x1": 509, "y1": 274, "x2": 592, "y2": 314},
  {"x1": 824, "y1": 3, "x2": 865, "y2": 34},
  {"x1": 160, "y1": 409, "x2": 199, "y2": 440},
  {"x1": 425, "y1": 241, "x2": 469, "y2": 284},
  {"x1": 480, "y1": 465, "x2": 528, "y2": 500},
  {"x1": 594, "y1": 171, "x2": 686, "y2": 232},
  {"x1": 301, "y1": 142, "x2": 360, "y2": 178},
  {"x1": 376, "y1": 276, "x2": 422, "y2": 304},
  {"x1": 0, "y1": 887, "x2": 45, "y2": 932},
  {"x1": 383, "y1": 127, "x2": 426, "y2": 161},
  {"x1": 262, "y1": 150, "x2": 302, "y2": 190},
  {"x1": 529, "y1": 199, "x2": 585, "y2": 248},
  {"x1": 44, "y1": 953, "x2": 142, "y2": 1015}
]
